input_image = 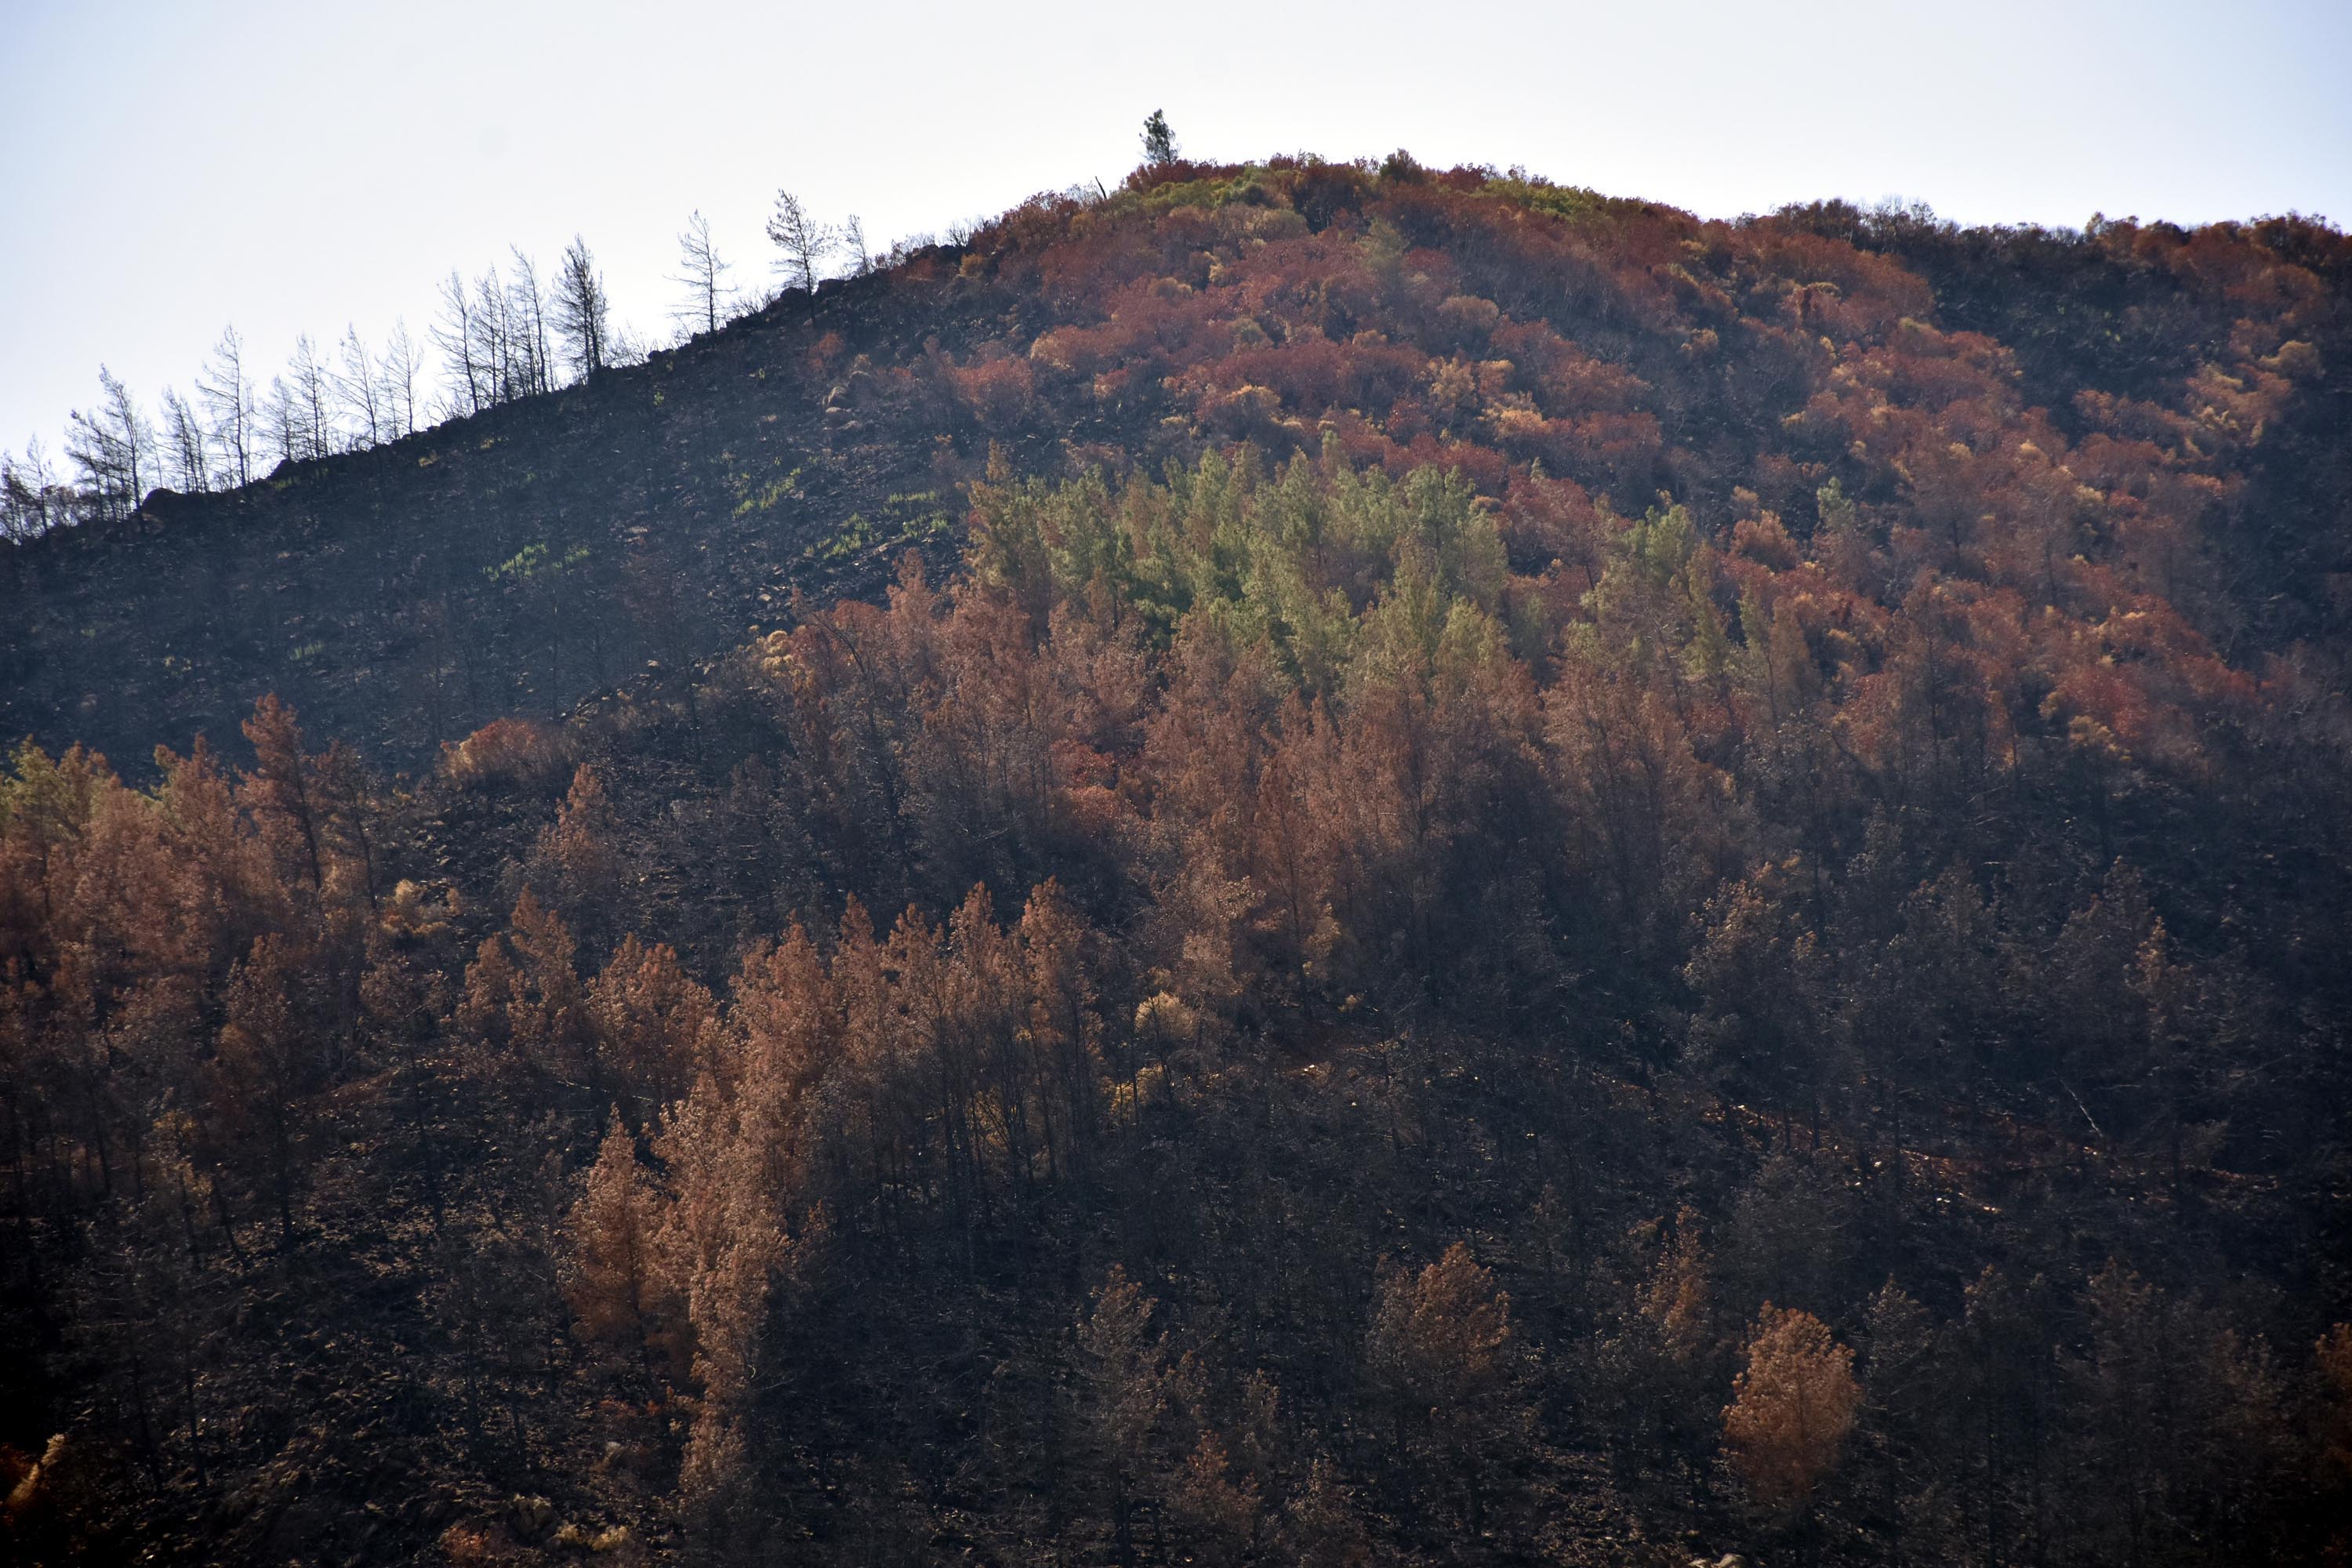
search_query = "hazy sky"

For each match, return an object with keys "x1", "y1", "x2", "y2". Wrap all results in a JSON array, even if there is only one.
[{"x1": 4, "y1": 0, "x2": 2347, "y2": 467}]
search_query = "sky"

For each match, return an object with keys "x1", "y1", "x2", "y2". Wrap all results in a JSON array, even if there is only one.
[{"x1": 3, "y1": 0, "x2": 2348, "y2": 470}]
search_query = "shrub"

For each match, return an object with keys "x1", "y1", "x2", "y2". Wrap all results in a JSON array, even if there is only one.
[{"x1": 438, "y1": 717, "x2": 571, "y2": 793}]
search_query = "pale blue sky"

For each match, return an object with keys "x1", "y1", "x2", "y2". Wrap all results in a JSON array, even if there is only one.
[{"x1": 3, "y1": 0, "x2": 2347, "y2": 470}]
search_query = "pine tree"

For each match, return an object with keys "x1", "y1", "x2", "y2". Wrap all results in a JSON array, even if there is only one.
[
  {"x1": 563, "y1": 1113, "x2": 671, "y2": 1381},
  {"x1": 213, "y1": 934, "x2": 313, "y2": 1251},
  {"x1": 1279, "y1": 1457, "x2": 1374, "y2": 1568},
  {"x1": 506, "y1": 890, "x2": 587, "y2": 1080},
  {"x1": 1076, "y1": 1265, "x2": 1167, "y2": 1566},
  {"x1": 728, "y1": 921, "x2": 839, "y2": 1189},
  {"x1": 238, "y1": 695, "x2": 325, "y2": 898},
  {"x1": 1366, "y1": 1241, "x2": 1527, "y2": 1534},
  {"x1": 1167, "y1": 1431, "x2": 1260, "y2": 1566},
  {"x1": 1722, "y1": 1304, "x2": 1860, "y2": 1515},
  {"x1": 765, "y1": 191, "x2": 835, "y2": 304},
  {"x1": 587, "y1": 935, "x2": 716, "y2": 1121},
  {"x1": 1140, "y1": 110, "x2": 1178, "y2": 167}
]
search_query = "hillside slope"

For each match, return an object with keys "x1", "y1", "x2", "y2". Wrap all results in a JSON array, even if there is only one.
[
  {"x1": 4, "y1": 157, "x2": 2352, "y2": 1568},
  {"x1": 2, "y1": 263, "x2": 978, "y2": 774}
]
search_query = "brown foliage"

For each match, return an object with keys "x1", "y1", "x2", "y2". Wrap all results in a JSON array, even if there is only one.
[
  {"x1": 539, "y1": 764, "x2": 622, "y2": 919},
  {"x1": 456, "y1": 891, "x2": 588, "y2": 1084},
  {"x1": 586, "y1": 935, "x2": 716, "y2": 1121},
  {"x1": 564, "y1": 1116, "x2": 674, "y2": 1374},
  {"x1": 1723, "y1": 1305, "x2": 1860, "y2": 1512},
  {"x1": 1367, "y1": 1242, "x2": 1527, "y2": 1531},
  {"x1": 439, "y1": 717, "x2": 571, "y2": 793}
]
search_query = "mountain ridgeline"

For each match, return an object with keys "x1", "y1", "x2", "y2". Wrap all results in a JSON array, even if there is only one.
[{"x1": 2, "y1": 155, "x2": 2350, "y2": 1566}]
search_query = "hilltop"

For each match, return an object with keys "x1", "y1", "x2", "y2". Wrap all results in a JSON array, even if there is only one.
[{"x1": 9, "y1": 157, "x2": 2346, "y2": 775}]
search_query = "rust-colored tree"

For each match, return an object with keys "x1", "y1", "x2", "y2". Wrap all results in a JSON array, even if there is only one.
[
  {"x1": 1722, "y1": 1305, "x2": 1860, "y2": 1516},
  {"x1": 1075, "y1": 1265, "x2": 1169, "y2": 1566},
  {"x1": 212, "y1": 933, "x2": 316, "y2": 1251},
  {"x1": 586, "y1": 934, "x2": 716, "y2": 1125},
  {"x1": 1367, "y1": 1241, "x2": 1528, "y2": 1534},
  {"x1": 562, "y1": 1112, "x2": 677, "y2": 1385},
  {"x1": 537, "y1": 763, "x2": 622, "y2": 931}
]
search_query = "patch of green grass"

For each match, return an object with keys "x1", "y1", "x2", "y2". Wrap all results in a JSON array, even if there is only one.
[
  {"x1": 805, "y1": 509, "x2": 952, "y2": 564},
  {"x1": 486, "y1": 542, "x2": 590, "y2": 584},
  {"x1": 731, "y1": 463, "x2": 804, "y2": 517},
  {"x1": 1475, "y1": 177, "x2": 1662, "y2": 229}
]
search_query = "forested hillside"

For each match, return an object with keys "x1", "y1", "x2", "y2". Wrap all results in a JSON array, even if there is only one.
[{"x1": 4, "y1": 154, "x2": 2350, "y2": 1566}]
